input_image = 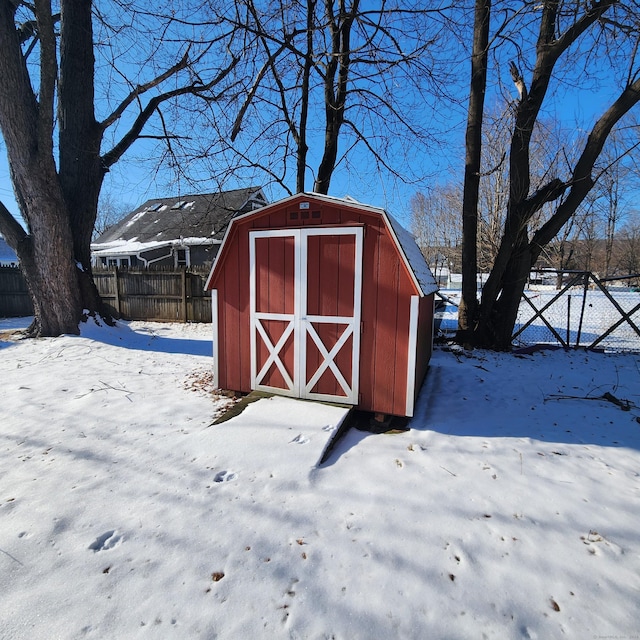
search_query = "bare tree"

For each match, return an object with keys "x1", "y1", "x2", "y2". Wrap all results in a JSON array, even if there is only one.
[
  {"x1": 0, "y1": 1, "x2": 238, "y2": 336},
  {"x1": 410, "y1": 186, "x2": 462, "y2": 282},
  {"x1": 461, "y1": 0, "x2": 640, "y2": 349},
  {"x1": 475, "y1": 108, "x2": 515, "y2": 273},
  {"x1": 93, "y1": 191, "x2": 133, "y2": 241},
  {"x1": 458, "y1": 0, "x2": 491, "y2": 343},
  {"x1": 585, "y1": 132, "x2": 640, "y2": 276},
  {"x1": 617, "y1": 210, "x2": 640, "y2": 279},
  {"x1": 218, "y1": 0, "x2": 457, "y2": 196},
  {"x1": 478, "y1": 109, "x2": 575, "y2": 275}
]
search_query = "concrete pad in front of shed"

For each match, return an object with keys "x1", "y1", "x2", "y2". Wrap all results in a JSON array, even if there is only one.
[
  {"x1": 213, "y1": 390, "x2": 276, "y2": 425},
  {"x1": 206, "y1": 396, "x2": 351, "y2": 474}
]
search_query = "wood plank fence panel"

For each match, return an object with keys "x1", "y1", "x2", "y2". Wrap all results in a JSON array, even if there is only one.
[
  {"x1": 94, "y1": 267, "x2": 212, "y2": 323},
  {"x1": 0, "y1": 267, "x2": 33, "y2": 317},
  {"x1": 1, "y1": 266, "x2": 211, "y2": 322}
]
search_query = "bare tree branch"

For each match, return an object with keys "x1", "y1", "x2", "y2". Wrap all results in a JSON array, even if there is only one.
[
  {"x1": 509, "y1": 60, "x2": 526, "y2": 100},
  {"x1": 34, "y1": 0, "x2": 56, "y2": 157},
  {"x1": 99, "y1": 48, "x2": 192, "y2": 131},
  {"x1": 218, "y1": 0, "x2": 453, "y2": 196},
  {"x1": 531, "y1": 75, "x2": 640, "y2": 256},
  {"x1": 0, "y1": 200, "x2": 27, "y2": 250},
  {"x1": 101, "y1": 55, "x2": 239, "y2": 170}
]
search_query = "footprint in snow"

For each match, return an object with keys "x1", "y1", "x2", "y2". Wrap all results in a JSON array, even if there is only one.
[
  {"x1": 88, "y1": 530, "x2": 123, "y2": 552},
  {"x1": 214, "y1": 470, "x2": 237, "y2": 483},
  {"x1": 289, "y1": 434, "x2": 309, "y2": 445}
]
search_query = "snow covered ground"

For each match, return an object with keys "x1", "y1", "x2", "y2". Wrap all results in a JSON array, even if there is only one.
[{"x1": 1, "y1": 317, "x2": 639, "y2": 639}]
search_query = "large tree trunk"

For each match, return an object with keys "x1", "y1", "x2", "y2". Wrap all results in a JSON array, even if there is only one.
[
  {"x1": 457, "y1": 0, "x2": 491, "y2": 344},
  {"x1": 0, "y1": 0, "x2": 111, "y2": 336},
  {"x1": 58, "y1": 0, "x2": 111, "y2": 322},
  {"x1": 475, "y1": 237, "x2": 531, "y2": 349},
  {"x1": 0, "y1": 0, "x2": 85, "y2": 336},
  {"x1": 18, "y1": 227, "x2": 83, "y2": 337},
  {"x1": 9, "y1": 162, "x2": 93, "y2": 336}
]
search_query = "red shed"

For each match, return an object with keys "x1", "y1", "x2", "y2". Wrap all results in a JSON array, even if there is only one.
[{"x1": 205, "y1": 193, "x2": 438, "y2": 417}]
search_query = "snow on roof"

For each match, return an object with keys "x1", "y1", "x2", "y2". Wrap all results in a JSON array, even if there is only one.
[
  {"x1": 91, "y1": 237, "x2": 220, "y2": 257},
  {"x1": 123, "y1": 210, "x2": 148, "y2": 230},
  {"x1": 93, "y1": 187, "x2": 267, "y2": 248},
  {"x1": 385, "y1": 211, "x2": 438, "y2": 296}
]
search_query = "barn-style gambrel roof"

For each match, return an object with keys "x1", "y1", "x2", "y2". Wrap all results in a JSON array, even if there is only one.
[
  {"x1": 208, "y1": 192, "x2": 438, "y2": 297},
  {"x1": 93, "y1": 187, "x2": 267, "y2": 257}
]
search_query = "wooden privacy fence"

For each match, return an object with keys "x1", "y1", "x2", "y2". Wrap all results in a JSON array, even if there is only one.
[
  {"x1": 0, "y1": 266, "x2": 33, "y2": 317},
  {"x1": 0, "y1": 266, "x2": 212, "y2": 322},
  {"x1": 94, "y1": 267, "x2": 212, "y2": 323}
]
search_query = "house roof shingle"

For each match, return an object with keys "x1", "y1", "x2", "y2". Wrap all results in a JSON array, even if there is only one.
[{"x1": 93, "y1": 187, "x2": 266, "y2": 250}]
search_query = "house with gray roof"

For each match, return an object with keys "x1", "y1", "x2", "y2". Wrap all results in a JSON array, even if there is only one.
[{"x1": 91, "y1": 187, "x2": 267, "y2": 268}]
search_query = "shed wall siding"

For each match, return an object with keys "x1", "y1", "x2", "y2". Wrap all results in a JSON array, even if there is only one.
[
  {"x1": 214, "y1": 226, "x2": 252, "y2": 393},
  {"x1": 359, "y1": 220, "x2": 415, "y2": 415},
  {"x1": 413, "y1": 294, "x2": 435, "y2": 408}
]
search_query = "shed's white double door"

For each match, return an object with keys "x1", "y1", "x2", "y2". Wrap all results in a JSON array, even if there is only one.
[{"x1": 249, "y1": 227, "x2": 363, "y2": 404}]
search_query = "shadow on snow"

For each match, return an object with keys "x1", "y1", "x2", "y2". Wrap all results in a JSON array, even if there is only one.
[
  {"x1": 409, "y1": 348, "x2": 640, "y2": 452},
  {"x1": 0, "y1": 317, "x2": 211, "y2": 357},
  {"x1": 322, "y1": 345, "x2": 640, "y2": 464},
  {"x1": 80, "y1": 319, "x2": 212, "y2": 357}
]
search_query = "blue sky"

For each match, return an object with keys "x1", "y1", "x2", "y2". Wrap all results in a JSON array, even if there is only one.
[
  {"x1": 0, "y1": 1, "x2": 469, "y2": 231},
  {"x1": 0, "y1": 116, "x2": 467, "y2": 231},
  {"x1": 0, "y1": 77, "x2": 624, "y2": 236},
  {"x1": 1, "y1": 2, "x2": 638, "y2": 236}
]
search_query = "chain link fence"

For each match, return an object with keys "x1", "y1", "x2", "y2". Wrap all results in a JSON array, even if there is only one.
[
  {"x1": 513, "y1": 271, "x2": 640, "y2": 352},
  {"x1": 435, "y1": 271, "x2": 640, "y2": 353}
]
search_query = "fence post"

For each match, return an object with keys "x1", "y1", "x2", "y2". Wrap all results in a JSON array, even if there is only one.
[
  {"x1": 186, "y1": 269, "x2": 193, "y2": 322},
  {"x1": 113, "y1": 267, "x2": 121, "y2": 318},
  {"x1": 575, "y1": 272, "x2": 590, "y2": 347},
  {"x1": 566, "y1": 294, "x2": 571, "y2": 346},
  {"x1": 181, "y1": 267, "x2": 187, "y2": 323}
]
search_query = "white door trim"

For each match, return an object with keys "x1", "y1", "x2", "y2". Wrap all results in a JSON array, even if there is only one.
[
  {"x1": 405, "y1": 295, "x2": 420, "y2": 417},
  {"x1": 249, "y1": 227, "x2": 363, "y2": 404},
  {"x1": 249, "y1": 229, "x2": 299, "y2": 396},
  {"x1": 211, "y1": 289, "x2": 219, "y2": 389},
  {"x1": 254, "y1": 314, "x2": 296, "y2": 392}
]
